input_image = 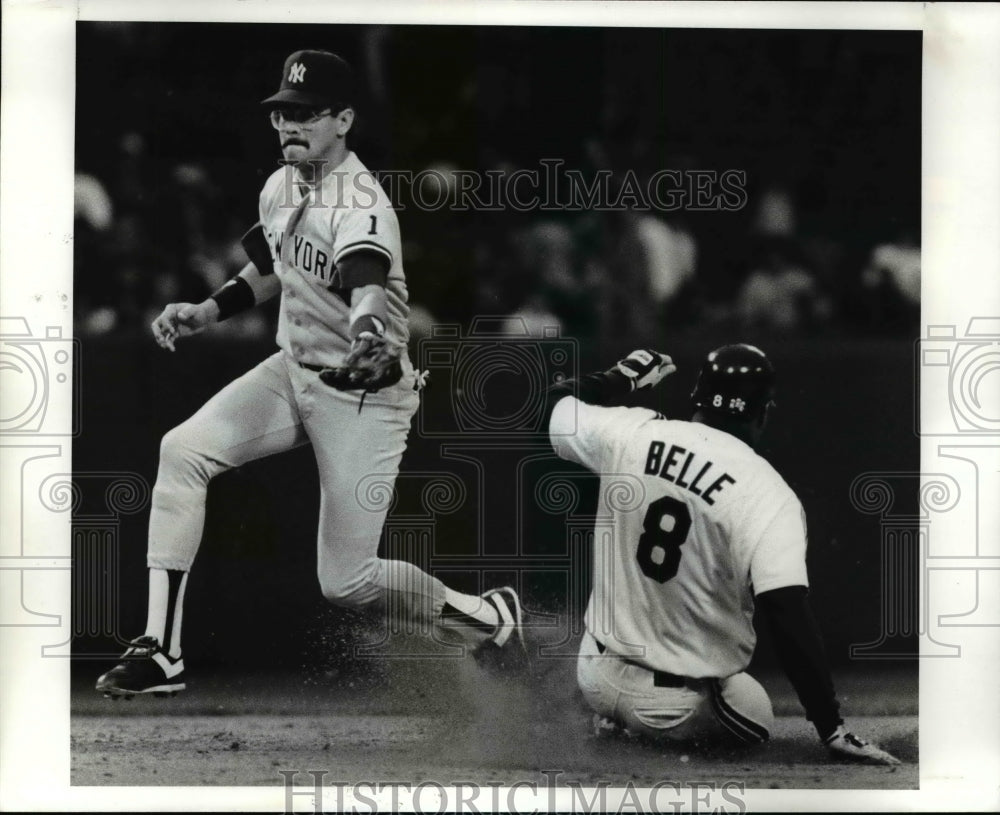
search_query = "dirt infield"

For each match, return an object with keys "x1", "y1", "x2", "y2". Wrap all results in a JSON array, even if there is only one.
[
  {"x1": 72, "y1": 710, "x2": 916, "y2": 789},
  {"x1": 71, "y1": 659, "x2": 917, "y2": 789}
]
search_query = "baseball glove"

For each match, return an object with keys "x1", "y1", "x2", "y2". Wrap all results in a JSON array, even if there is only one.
[{"x1": 319, "y1": 332, "x2": 403, "y2": 393}]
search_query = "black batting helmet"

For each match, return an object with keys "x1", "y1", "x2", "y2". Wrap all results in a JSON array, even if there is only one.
[{"x1": 691, "y1": 344, "x2": 775, "y2": 421}]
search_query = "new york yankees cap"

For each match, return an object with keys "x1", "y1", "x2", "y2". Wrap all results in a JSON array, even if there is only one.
[{"x1": 261, "y1": 50, "x2": 355, "y2": 109}]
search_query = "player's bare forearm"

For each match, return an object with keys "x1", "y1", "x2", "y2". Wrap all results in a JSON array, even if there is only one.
[
  {"x1": 349, "y1": 284, "x2": 388, "y2": 336},
  {"x1": 318, "y1": 277, "x2": 400, "y2": 393},
  {"x1": 151, "y1": 299, "x2": 220, "y2": 352},
  {"x1": 238, "y1": 261, "x2": 281, "y2": 304},
  {"x1": 349, "y1": 283, "x2": 385, "y2": 310},
  {"x1": 151, "y1": 262, "x2": 277, "y2": 352}
]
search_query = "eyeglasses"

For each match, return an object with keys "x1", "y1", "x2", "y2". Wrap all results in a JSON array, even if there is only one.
[{"x1": 269, "y1": 108, "x2": 334, "y2": 130}]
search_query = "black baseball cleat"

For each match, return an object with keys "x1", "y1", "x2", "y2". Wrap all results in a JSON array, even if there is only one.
[
  {"x1": 473, "y1": 587, "x2": 530, "y2": 677},
  {"x1": 96, "y1": 635, "x2": 186, "y2": 699}
]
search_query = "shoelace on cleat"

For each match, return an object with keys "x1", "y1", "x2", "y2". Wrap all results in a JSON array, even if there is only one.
[{"x1": 123, "y1": 637, "x2": 160, "y2": 658}]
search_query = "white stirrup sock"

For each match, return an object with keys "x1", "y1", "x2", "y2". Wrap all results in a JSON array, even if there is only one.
[{"x1": 144, "y1": 567, "x2": 188, "y2": 659}]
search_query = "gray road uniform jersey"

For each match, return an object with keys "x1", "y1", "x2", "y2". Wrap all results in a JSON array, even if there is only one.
[{"x1": 258, "y1": 152, "x2": 410, "y2": 368}]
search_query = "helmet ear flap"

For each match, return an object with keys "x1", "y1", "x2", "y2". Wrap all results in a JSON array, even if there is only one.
[{"x1": 756, "y1": 398, "x2": 773, "y2": 428}]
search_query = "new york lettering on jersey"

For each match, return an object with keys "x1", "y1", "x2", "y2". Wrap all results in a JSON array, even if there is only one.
[
  {"x1": 258, "y1": 153, "x2": 410, "y2": 367},
  {"x1": 261, "y1": 158, "x2": 393, "y2": 287},
  {"x1": 263, "y1": 226, "x2": 335, "y2": 283},
  {"x1": 291, "y1": 232, "x2": 332, "y2": 281}
]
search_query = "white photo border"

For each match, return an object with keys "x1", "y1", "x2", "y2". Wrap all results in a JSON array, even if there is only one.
[{"x1": 1, "y1": 1, "x2": 998, "y2": 811}]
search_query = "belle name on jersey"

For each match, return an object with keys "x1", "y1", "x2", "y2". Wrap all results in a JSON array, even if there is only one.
[{"x1": 643, "y1": 440, "x2": 736, "y2": 505}]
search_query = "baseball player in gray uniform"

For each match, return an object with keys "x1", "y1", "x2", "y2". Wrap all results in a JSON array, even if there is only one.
[
  {"x1": 544, "y1": 346, "x2": 899, "y2": 764},
  {"x1": 97, "y1": 50, "x2": 526, "y2": 698}
]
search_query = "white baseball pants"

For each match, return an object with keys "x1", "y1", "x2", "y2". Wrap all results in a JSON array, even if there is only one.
[
  {"x1": 576, "y1": 631, "x2": 773, "y2": 743},
  {"x1": 146, "y1": 349, "x2": 443, "y2": 615}
]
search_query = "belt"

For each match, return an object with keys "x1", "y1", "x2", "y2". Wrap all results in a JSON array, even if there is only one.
[{"x1": 594, "y1": 639, "x2": 687, "y2": 688}]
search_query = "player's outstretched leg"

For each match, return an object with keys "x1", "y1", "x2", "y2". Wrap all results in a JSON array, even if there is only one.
[
  {"x1": 309, "y1": 381, "x2": 530, "y2": 678},
  {"x1": 97, "y1": 354, "x2": 305, "y2": 698},
  {"x1": 317, "y1": 551, "x2": 530, "y2": 677}
]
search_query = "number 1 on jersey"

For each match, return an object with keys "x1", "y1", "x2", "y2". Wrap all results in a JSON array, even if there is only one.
[
  {"x1": 368, "y1": 215, "x2": 377, "y2": 235},
  {"x1": 636, "y1": 495, "x2": 692, "y2": 583}
]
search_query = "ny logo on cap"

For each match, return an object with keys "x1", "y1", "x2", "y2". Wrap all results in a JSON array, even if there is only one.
[{"x1": 288, "y1": 62, "x2": 307, "y2": 83}]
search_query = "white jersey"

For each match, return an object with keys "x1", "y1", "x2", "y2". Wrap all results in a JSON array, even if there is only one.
[
  {"x1": 258, "y1": 152, "x2": 410, "y2": 368},
  {"x1": 550, "y1": 396, "x2": 808, "y2": 678}
]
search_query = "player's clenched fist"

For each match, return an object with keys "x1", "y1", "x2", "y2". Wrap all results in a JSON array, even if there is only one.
[
  {"x1": 615, "y1": 349, "x2": 677, "y2": 391},
  {"x1": 151, "y1": 300, "x2": 220, "y2": 352}
]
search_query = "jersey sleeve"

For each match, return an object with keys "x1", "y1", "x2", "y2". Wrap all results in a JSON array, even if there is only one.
[
  {"x1": 549, "y1": 396, "x2": 656, "y2": 473},
  {"x1": 332, "y1": 201, "x2": 399, "y2": 270},
  {"x1": 258, "y1": 168, "x2": 283, "y2": 228},
  {"x1": 750, "y1": 496, "x2": 810, "y2": 594}
]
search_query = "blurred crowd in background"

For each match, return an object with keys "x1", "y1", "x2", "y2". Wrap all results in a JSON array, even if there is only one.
[{"x1": 74, "y1": 24, "x2": 920, "y2": 345}]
